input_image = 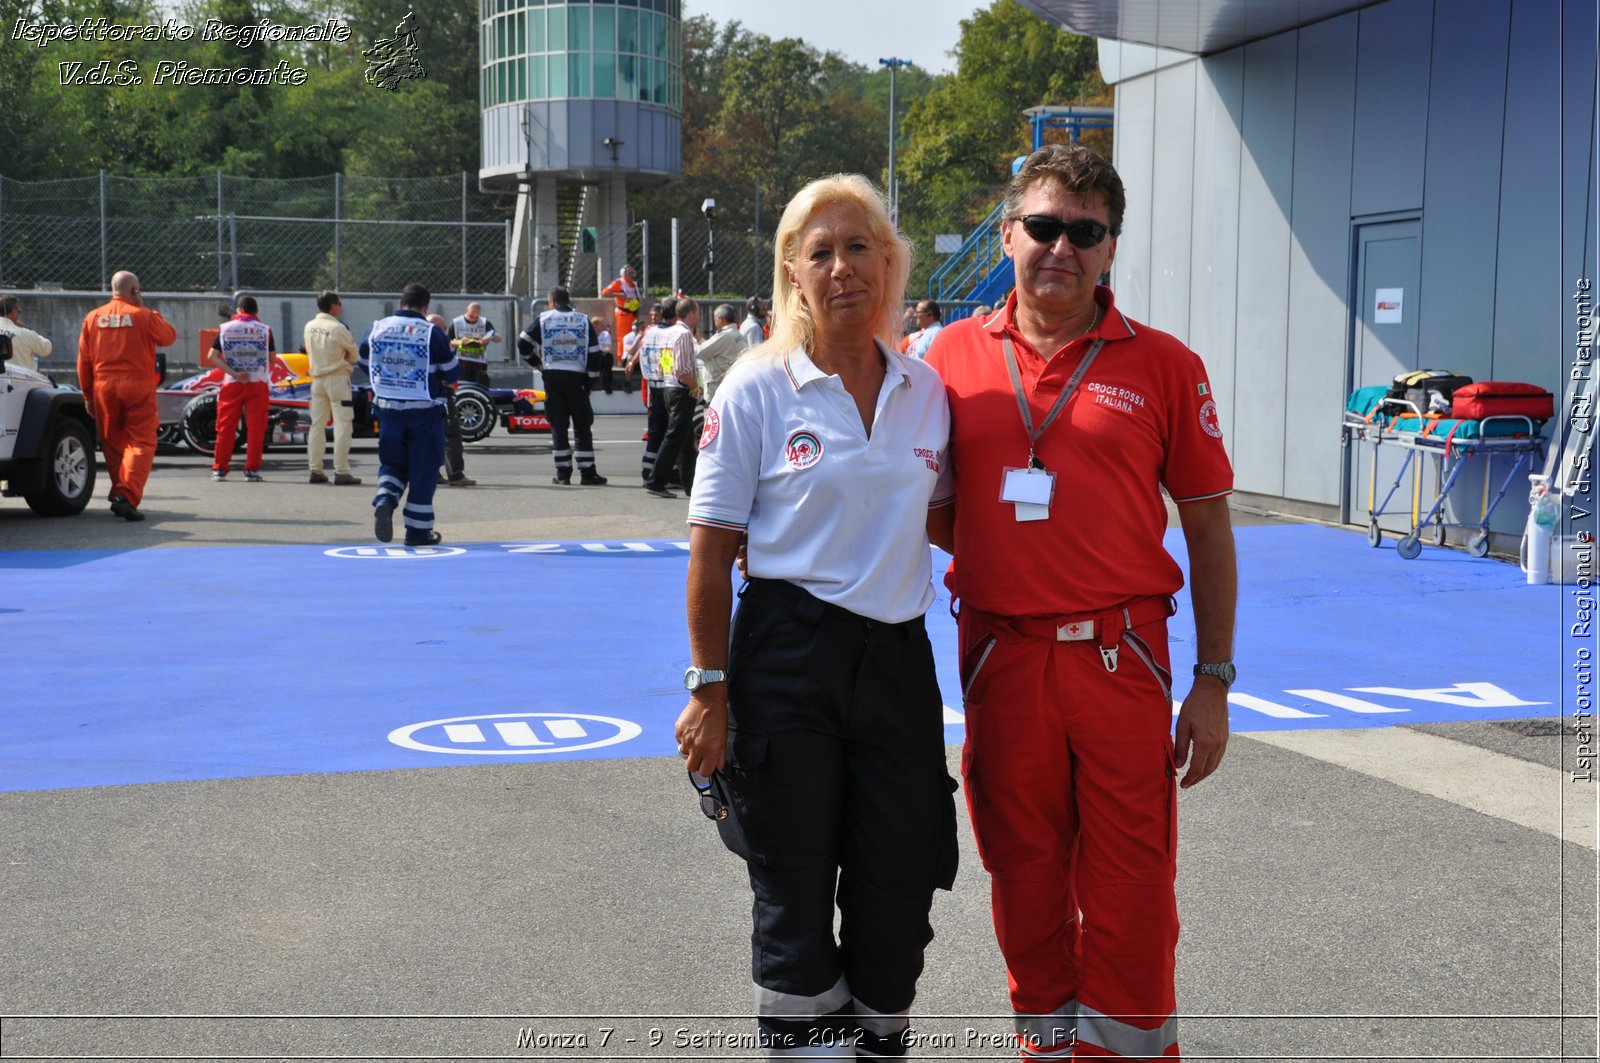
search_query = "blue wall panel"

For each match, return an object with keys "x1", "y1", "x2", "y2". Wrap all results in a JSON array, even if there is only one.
[
  {"x1": 1350, "y1": 0, "x2": 1432, "y2": 217},
  {"x1": 1494, "y1": 0, "x2": 1564, "y2": 389},
  {"x1": 1232, "y1": 32, "x2": 1298, "y2": 498},
  {"x1": 1187, "y1": 51, "x2": 1245, "y2": 460},
  {"x1": 1417, "y1": 3, "x2": 1512, "y2": 379},
  {"x1": 1284, "y1": 14, "x2": 1359, "y2": 506},
  {"x1": 1149, "y1": 62, "x2": 1198, "y2": 345}
]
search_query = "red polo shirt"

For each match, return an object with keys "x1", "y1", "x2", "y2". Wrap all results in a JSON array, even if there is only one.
[{"x1": 925, "y1": 287, "x2": 1232, "y2": 616}]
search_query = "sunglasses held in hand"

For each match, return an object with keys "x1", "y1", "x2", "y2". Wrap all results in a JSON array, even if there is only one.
[
  {"x1": 1012, "y1": 214, "x2": 1111, "y2": 249},
  {"x1": 689, "y1": 770, "x2": 728, "y2": 821}
]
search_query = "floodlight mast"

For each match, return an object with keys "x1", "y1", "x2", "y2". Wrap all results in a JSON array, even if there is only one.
[{"x1": 879, "y1": 57, "x2": 912, "y2": 227}]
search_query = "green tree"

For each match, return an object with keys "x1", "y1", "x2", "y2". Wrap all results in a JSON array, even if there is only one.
[{"x1": 896, "y1": 0, "x2": 1106, "y2": 246}]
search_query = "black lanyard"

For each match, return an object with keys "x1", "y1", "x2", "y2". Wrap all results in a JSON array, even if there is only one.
[{"x1": 1002, "y1": 334, "x2": 1105, "y2": 469}]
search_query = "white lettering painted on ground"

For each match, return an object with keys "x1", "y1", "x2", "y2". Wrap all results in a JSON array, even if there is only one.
[
  {"x1": 1223, "y1": 694, "x2": 1328, "y2": 719},
  {"x1": 500, "y1": 540, "x2": 691, "y2": 555},
  {"x1": 1286, "y1": 690, "x2": 1410, "y2": 714},
  {"x1": 1208, "y1": 683, "x2": 1540, "y2": 720},
  {"x1": 1346, "y1": 682, "x2": 1548, "y2": 709}
]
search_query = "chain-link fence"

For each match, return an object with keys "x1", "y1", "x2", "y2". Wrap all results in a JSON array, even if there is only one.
[
  {"x1": 1, "y1": 170, "x2": 996, "y2": 305},
  {"x1": 0, "y1": 172, "x2": 511, "y2": 295}
]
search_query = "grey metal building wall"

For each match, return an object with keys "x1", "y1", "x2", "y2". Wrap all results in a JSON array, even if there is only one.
[
  {"x1": 1102, "y1": 0, "x2": 1597, "y2": 537},
  {"x1": 480, "y1": 99, "x2": 680, "y2": 182}
]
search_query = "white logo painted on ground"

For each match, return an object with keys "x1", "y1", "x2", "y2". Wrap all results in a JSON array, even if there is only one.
[
  {"x1": 1171, "y1": 682, "x2": 1546, "y2": 719},
  {"x1": 324, "y1": 545, "x2": 466, "y2": 560},
  {"x1": 388, "y1": 712, "x2": 643, "y2": 755}
]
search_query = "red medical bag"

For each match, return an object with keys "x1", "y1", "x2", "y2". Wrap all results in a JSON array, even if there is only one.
[{"x1": 1450, "y1": 381, "x2": 1555, "y2": 421}]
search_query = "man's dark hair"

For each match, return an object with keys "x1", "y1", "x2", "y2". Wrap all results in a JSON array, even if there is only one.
[
  {"x1": 549, "y1": 286, "x2": 570, "y2": 306},
  {"x1": 674, "y1": 296, "x2": 699, "y2": 321},
  {"x1": 0, "y1": 296, "x2": 18, "y2": 317},
  {"x1": 236, "y1": 295, "x2": 259, "y2": 315},
  {"x1": 1002, "y1": 144, "x2": 1126, "y2": 237},
  {"x1": 658, "y1": 300, "x2": 678, "y2": 323},
  {"x1": 400, "y1": 282, "x2": 430, "y2": 310},
  {"x1": 746, "y1": 295, "x2": 765, "y2": 317},
  {"x1": 316, "y1": 290, "x2": 341, "y2": 313},
  {"x1": 920, "y1": 299, "x2": 942, "y2": 322}
]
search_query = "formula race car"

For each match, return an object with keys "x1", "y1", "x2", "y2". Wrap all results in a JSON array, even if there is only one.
[{"x1": 156, "y1": 353, "x2": 548, "y2": 451}]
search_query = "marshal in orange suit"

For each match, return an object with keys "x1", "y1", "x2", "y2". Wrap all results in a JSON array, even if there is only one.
[{"x1": 77, "y1": 270, "x2": 177, "y2": 521}]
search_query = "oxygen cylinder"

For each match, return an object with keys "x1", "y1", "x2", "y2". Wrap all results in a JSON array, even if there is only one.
[{"x1": 1524, "y1": 479, "x2": 1557, "y2": 585}]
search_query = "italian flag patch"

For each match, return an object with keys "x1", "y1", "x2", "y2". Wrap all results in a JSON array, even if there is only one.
[{"x1": 1198, "y1": 383, "x2": 1210, "y2": 396}]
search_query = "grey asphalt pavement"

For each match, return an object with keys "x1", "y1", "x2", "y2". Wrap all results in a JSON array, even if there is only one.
[{"x1": 1, "y1": 415, "x2": 1593, "y2": 1062}]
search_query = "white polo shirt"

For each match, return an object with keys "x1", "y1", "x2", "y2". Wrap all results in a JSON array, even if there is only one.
[{"x1": 689, "y1": 341, "x2": 953, "y2": 624}]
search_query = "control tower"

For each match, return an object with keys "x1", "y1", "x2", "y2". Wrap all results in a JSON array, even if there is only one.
[{"x1": 478, "y1": 0, "x2": 682, "y2": 296}]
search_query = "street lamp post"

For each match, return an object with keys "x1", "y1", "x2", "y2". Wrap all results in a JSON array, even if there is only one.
[
  {"x1": 879, "y1": 57, "x2": 912, "y2": 227},
  {"x1": 701, "y1": 198, "x2": 717, "y2": 297}
]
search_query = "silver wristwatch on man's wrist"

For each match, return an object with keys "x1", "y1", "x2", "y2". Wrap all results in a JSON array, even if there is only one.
[
  {"x1": 684, "y1": 667, "x2": 728, "y2": 692},
  {"x1": 1193, "y1": 661, "x2": 1237, "y2": 688}
]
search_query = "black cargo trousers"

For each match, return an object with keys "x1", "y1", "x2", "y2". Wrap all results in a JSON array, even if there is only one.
[{"x1": 716, "y1": 577, "x2": 960, "y2": 1059}]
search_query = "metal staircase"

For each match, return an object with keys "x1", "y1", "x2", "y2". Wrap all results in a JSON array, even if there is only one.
[
  {"x1": 557, "y1": 183, "x2": 590, "y2": 289},
  {"x1": 927, "y1": 201, "x2": 1014, "y2": 314}
]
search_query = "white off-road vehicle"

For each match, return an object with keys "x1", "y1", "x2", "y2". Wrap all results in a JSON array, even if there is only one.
[{"x1": 0, "y1": 334, "x2": 97, "y2": 515}]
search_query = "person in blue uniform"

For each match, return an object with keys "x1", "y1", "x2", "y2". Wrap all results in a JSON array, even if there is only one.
[
  {"x1": 517, "y1": 286, "x2": 608, "y2": 486},
  {"x1": 359, "y1": 282, "x2": 458, "y2": 546}
]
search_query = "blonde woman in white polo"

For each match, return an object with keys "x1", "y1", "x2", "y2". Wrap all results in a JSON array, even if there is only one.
[{"x1": 677, "y1": 174, "x2": 957, "y2": 1061}]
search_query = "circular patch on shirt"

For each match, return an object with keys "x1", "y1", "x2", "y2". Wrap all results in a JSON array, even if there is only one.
[
  {"x1": 1199, "y1": 399, "x2": 1223, "y2": 438},
  {"x1": 699, "y1": 406, "x2": 721, "y2": 450},
  {"x1": 785, "y1": 429, "x2": 824, "y2": 470}
]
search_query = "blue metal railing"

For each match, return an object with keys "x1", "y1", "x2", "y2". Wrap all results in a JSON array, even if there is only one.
[{"x1": 928, "y1": 200, "x2": 1009, "y2": 307}]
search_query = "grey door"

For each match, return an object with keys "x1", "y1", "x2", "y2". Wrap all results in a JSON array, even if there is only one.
[{"x1": 1344, "y1": 218, "x2": 1421, "y2": 527}]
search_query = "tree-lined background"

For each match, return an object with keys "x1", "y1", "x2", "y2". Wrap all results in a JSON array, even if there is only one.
[{"x1": 0, "y1": 0, "x2": 1107, "y2": 294}]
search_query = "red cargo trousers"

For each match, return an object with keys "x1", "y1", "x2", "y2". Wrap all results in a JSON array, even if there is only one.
[{"x1": 958, "y1": 596, "x2": 1181, "y2": 1061}]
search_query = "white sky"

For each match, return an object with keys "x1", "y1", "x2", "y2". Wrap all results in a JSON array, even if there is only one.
[{"x1": 681, "y1": 0, "x2": 981, "y2": 75}]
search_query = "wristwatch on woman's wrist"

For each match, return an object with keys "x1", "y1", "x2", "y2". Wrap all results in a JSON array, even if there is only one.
[{"x1": 684, "y1": 667, "x2": 728, "y2": 692}]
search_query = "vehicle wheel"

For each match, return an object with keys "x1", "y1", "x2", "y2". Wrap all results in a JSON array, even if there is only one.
[
  {"x1": 156, "y1": 422, "x2": 185, "y2": 448},
  {"x1": 180, "y1": 391, "x2": 245, "y2": 454},
  {"x1": 1469, "y1": 531, "x2": 1491, "y2": 558},
  {"x1": 1367, "y1": 519, "x2": 1382, "y2": 548},
  {"x1": 23, "y1": 417, "x2": 96, "y2": 516},
  {"x1": 1396, "y1": 533, "x2": 1423, "y2": 560},
  {"x1": 1429, "y1": 521, "x2": 1447, "y2": 547},
  {"x1": 454, "y1": 385, "x2": 497, "y2": 443}
]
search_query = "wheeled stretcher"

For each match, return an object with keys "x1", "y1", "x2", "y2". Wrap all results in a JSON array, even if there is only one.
[{"x1": 1341, "y1": 394, "x2": 1548, "y2": 560}]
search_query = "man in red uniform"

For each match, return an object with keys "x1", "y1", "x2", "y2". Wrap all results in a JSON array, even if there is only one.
[
  {"x1": 202, "y1": 295, "x2": 275, "y2": 482},
  {"x1": 77, "y1": 270, "x2": 178, "y2": 521},
  {"x1": 926, "y1": 145, "x2": 1237, "y2": 1061}
]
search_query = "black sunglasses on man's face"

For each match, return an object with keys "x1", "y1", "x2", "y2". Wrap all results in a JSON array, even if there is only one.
[{"x1": 1012, "y1": 214, "x2": 1111, "y2": 250}]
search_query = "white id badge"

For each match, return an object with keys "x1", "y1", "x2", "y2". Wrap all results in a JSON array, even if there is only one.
[{"x1": 1001, "y1": 466, "x2": 1055, "y2": 522}]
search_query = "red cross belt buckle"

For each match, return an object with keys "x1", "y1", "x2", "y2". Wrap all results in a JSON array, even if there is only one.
[{"x1": 1055, "y1": 620, "x2": 1094, "y2": 642}]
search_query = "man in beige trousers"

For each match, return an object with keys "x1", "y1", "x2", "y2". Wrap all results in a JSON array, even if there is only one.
[{"x1": 303, "y1": 289, "x2": 362, "y2": 485}]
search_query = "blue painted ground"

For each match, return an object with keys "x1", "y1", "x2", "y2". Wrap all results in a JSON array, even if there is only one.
[{"x1": 0, "y1": 524, "x2": 1570, "y2": 793}]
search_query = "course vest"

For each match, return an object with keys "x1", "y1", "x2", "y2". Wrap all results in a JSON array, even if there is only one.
[
  {"x1": 366, "y1": 315, "x2": 435, "y2": 403},
  {"x1": 638, "y1": 325, "x2": 672, "y2": 385},
  {"x1": 539, "y1": 308, "x2": 590, "y2": 374},
  {"x1": 451, "y1": 314, "x2": 493, "y2": 361},
  {"x1": 218, "y1": 316, "x2": 272, "y2": 383}
]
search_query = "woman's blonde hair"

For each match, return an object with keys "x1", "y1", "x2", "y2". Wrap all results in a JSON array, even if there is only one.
[{"x1": 758, "y1": 174, "x2": 912, "y2": 360}]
